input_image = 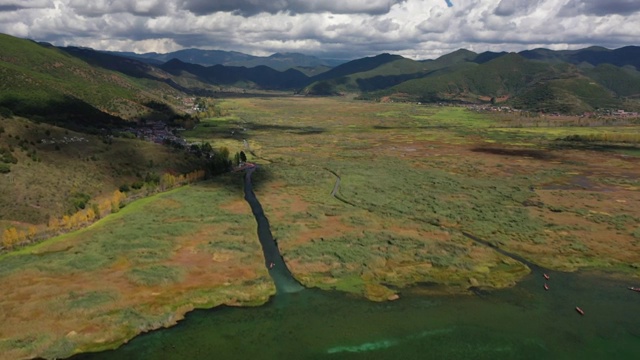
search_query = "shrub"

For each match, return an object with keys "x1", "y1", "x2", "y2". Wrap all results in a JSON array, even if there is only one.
[
  {"x1": 131, "y1": 181, "x2": 144, "y2": 190},
  {"x1": 69, "y1": 192, "x2": 91, "y2": 211}
]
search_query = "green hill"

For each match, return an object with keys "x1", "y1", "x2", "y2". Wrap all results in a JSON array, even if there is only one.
[
  {"x1": 303, "y1": 54, "x2": 440, "y2": 95},
  {"x1": 583, "y1": 64, "x2": 640, "y2": 97},
  {"x1": 304, "y1": 56, "x2": 430, "y2": 94},
  {"x1": 387, "y1": 53, "x2": 565, "y2": 100},
  {"x1": 356, "y1": 51, "x2": 640, "y2": 113},
  {"x1": 0, "y1": 34, "x2": 184, "y2": 131}
]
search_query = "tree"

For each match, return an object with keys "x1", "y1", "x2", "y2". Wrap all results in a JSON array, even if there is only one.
[
  {"x1": 161, "y1": 173, "x2": 176, "y2": 190},
  {"x1": 240, "y1": 151, "x2": 247, "y2": 163},
  {"x1": 48, "y1": 216, "x2": 60, "y2": 230},
  {"x1": 218, "y1": 146, "x2": 230, "y2": 161},
  {"x1": 27, "y1": 226, "x2": 37, "y2": 240},
  {"x1": 111, "y1": 190, "x2": 126, "y2": 212},
  {"x1": 62, "y1": 215, "x2": 71, "y2": 229},
  {"x1": 201, "y1": 142, "x2": 213, "y2": 156},
  {"x1": 3, "y1": 228, "x2": 16, "y2": 248},
  {"x1": 86, "y1": 208, "x2": 96, "y2": 222}
]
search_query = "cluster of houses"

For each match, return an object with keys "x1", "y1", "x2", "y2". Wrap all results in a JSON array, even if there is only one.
[
  {"x1": 467, "y1": 104, "x2": 519, "y2": 113},
  {"x1": 123, "y1": 121, "x2": 187, "y2": 147},
  {"x1": 467, "y1": 104, "x2": 640, "y2": 118},
  {"x1": 179, "y1": 97, "x2": 204, "y2": 113},
  {"x1": 609, "y1": 109, "x2": 639, "y2": 117},
  {"x1": 40, "y1": 136, "x2": 89, "y2": 144}
]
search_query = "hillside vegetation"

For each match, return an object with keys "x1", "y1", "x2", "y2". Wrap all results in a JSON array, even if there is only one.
[
  {"x1": 294, "y1": 47, "x2": 640, "y2": 114},
  {"x1": 0, "y1": 34, "x2": 227, "y2": 243},
  {"x1": 0, "y1": 114, "x2": 210, "y2": 225},
  {"x1": 0, "y1": 34, "x2": 187, "y2": 131}
]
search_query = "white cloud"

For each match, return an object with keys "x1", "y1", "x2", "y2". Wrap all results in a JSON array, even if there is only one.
[{"x1": 0, "y1": 0, "x2": 638, "y2": 59}]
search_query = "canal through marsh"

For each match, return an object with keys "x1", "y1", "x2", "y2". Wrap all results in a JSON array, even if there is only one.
[{"x1": 242, "y1": 166, "x2": 303, "y2": 294}]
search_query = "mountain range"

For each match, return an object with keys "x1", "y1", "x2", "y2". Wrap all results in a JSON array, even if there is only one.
[
  {"x1": 105, "y1": 48, "x2": 344, "y2": 75},
  {"x1": 2, "y1": 33, "x2": 640, "y2": 121}
]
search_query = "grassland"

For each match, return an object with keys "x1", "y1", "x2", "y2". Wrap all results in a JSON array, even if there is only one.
[
  {"x1": 2, "y1": 97, "x2": 639, "y2": 359},
  {"x1": 180, "y1": 97, "x2": 639, "y2": 297}
]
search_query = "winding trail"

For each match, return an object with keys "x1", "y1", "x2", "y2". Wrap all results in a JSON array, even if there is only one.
[
  {"x1": 323, "y1": 167, "x2": 357, "y2": 207},
  {"x1": 243, "y1": 166, "x2": 304, "y2": 293}
]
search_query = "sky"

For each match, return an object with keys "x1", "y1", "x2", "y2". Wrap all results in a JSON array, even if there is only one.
[{"x1": 0, "y1": 0, "x2": 639, "y2": 60}]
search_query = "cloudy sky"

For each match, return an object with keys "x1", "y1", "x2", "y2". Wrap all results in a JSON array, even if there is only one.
[{"x1": 1, "y1": 0, "x2": 639, "y2": 60}]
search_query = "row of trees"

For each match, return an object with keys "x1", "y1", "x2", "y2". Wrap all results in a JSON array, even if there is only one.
[{"x1": 2, "y1": 226, "x2": 38, "y2": 248}]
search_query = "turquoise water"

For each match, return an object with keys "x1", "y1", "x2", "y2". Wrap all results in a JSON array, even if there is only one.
[{"x1": 73, "y1": 270, "x2": 640, "y2": 359}]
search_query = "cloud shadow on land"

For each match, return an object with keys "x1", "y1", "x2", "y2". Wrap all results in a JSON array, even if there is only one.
[
  {"x1": 202, "y1": 161, "x2": 276, "y2": 195},
  {"x1": 191, "y1": 120, "x2": 326, "y2": 142},
  {"x1": 0, "y1": 94, "x2": 128, "y2": 133},
  {"x1": 355, "y1": 72, "x2": 430, "y2": 92},
  {"x1": 470, "y1": 146, "x2": 557, "y2": 160}
]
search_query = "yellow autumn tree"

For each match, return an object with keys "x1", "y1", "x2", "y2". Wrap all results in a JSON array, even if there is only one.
[
  {"x1": 27, "y1": 226, "x2": 37, "y2": 240},
  {"x1": 86, "y1": 208, "x2": 96, "y2": 222},
  {"x1": 2, "y1": 227, "x2": 19, "y2": 248},
  {"x1": 111, "y1": 190, "x2": 126, "y2": 212},
  {"x1": 99, "y1": 198, "x2": 111, "y2": 217},
  {"x1": 2, "y1": 228, "x2": 14, "y2": 248},
  {"x1": 48, "y1": 216, "x2": 60, "y2": 230},
  {"x1": 62, "y1": 215, "x2": 71, "y2": 229},
  {"x1": 70, "y1": 211, "x2": 83, "y2": 228},
  {"x1": 161, "y1": 173, "x2": 176, "y2": 190},
  {"x1": 17, "y1": 230, "x2": 26, "y2": 244}
]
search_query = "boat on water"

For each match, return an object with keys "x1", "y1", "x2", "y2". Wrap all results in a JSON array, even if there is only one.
[
  {"x1": 543, "y1": 283, "x2": 549, "y2": 291},
  {"x1": 543, "y1": 273, "x2": 550, "y2": 280},
  {"x1": 575, "y1": 307, "x2": 585, "y2": 316},
  {"x1": 628, "y1": 287, "x2": 640, "y2": 292}
]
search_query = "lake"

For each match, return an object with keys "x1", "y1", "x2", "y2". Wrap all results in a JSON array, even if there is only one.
[{"x1": 72, "y1": 269, "x2": 640, "y2": 359}]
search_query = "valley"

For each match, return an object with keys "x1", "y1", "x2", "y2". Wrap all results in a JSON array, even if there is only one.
[{"x1": 1, "y1": 31, "x2": 640, "y2": 359}]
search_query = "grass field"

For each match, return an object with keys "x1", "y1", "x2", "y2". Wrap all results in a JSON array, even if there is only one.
[
  {"x1": 2, "y1": 96, "x2": 639, "y2": 359},
  {"x1": 186, "y1": 97, "x2": 639, "y2": 292}
]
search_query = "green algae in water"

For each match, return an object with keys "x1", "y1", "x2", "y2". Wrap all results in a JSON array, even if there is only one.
[
  {"x1": 71, "y1": 270, "x2": 640, "y2": 360},
  {"x1": 326, "y1": 328, "x2": 454, "y2": 354}
]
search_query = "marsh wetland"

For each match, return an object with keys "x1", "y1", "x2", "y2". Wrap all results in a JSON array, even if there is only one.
[{"x1": 1, "y1": 97, "x2": 639, "y2": 359}]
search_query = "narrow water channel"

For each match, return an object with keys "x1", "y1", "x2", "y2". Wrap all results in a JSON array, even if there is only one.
[{"x1": 242, "y1": 166, "x2": 303, "y2": 294}]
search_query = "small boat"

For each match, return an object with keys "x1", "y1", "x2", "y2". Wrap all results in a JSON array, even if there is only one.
[
  {"x1": 543, "y1": 283, "x2": 549, "y2": 291},
  {"x1": 628, "y1": 287, "x2": 640, "y2": 292},
  {"x1": 543, "y1": 273, "x2": 550, "y2": 280},
  {"x1": 575, "y1": 307, "x2": 585, "y2": 316}
]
